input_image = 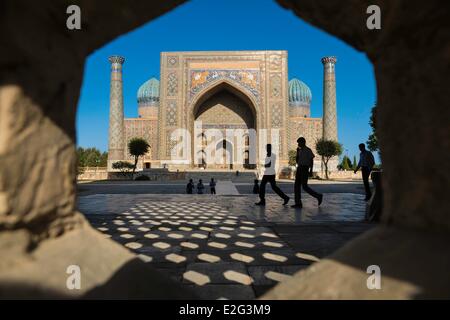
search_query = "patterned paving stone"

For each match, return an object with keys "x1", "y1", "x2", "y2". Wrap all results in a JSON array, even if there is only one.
[
  {"x1": 80, "y1": 192, "x2": 373, "y2": 299},
  {"x1": 247, "y1": 265, "x2": 308, "y2": 286},
  {"x1": 184, "y1": 262, "x2": 249, "y2": 285}
]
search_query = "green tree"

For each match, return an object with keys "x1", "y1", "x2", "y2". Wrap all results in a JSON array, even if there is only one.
[
  {"x1": 316, "y1": 139, "x2": 343, "y2": 179},
  {"x1": 340, "y1": 155, "x2": 352, "y2": 171},
  {"x1": 352, "y1": 155, "x2": 358, "y2": 170},
  {"x1": 76, "y1": 147, "x2": 107, "y2": 167},
  {"x1": 76, "y1": 147, "x2": 86, "y2": 168},
  {"x1": 128, "y1": 137, "x2": 150, "y2": 174},
  {"x1": 112, "y1": 161, "x2": 134, "y2": 178},
  {"x1": 288, "y1": 150, "x2": 297, "y2": 166},
  {"x1": 367, "y1": 105, "x2": 379, "y2": 152},
  {"x1": 99, "y1": 151, "x2": 108, "y2": 167}
]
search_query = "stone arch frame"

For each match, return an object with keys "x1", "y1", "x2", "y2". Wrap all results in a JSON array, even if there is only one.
[
  {"x1": 190, "y1": 78, "x2": 259, "y2": 124},
  {"x1": 1, "y1": 0, "x2": 449, "y2": 299},
  {"x1": 189, "y1": 80, "x2": 259, "y2": 168}
]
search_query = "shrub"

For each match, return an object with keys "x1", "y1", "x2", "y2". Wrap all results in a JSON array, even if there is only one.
[{"x1": 135, "y1": 175, "x2": 150, "y2": 181}]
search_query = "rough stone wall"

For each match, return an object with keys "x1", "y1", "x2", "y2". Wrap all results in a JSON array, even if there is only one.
[
  {"x1": 0, "y1": 0, "x2": 191, "y2": 298},
  {"x1": 277, "y1": 0, "x2": 450, "y2": 232},
  {"x1": 0, "y1": 0, "x2": 187, "y2": 238}
]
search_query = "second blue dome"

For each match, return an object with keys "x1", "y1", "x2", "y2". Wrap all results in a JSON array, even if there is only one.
[
  {"x1": 137, "y1": 78, "x2": 160, "y2": 104},
  {"x1": 288, "y1": 78, "x2": 312, "y2": 106}
]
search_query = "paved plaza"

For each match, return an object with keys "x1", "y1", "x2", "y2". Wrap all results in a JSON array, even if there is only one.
[{"x1": 77, "y1": 180, "x2": 373, "y2": 299}]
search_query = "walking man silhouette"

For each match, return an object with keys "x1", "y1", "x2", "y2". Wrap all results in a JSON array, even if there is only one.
[
  {"x1": 354, "y1": 143, "x2": 375, "y2": 201},
  {"x1": 291, "y1": 137, "x2": 323, "y2": 208},
  {"x1": 255, "y1": 144, "x2": 289, "y2": 206}
]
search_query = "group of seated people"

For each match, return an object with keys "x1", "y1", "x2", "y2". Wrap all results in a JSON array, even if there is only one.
[{"x1": 186, "y1": 178, "x2": 216, "y2": 194}]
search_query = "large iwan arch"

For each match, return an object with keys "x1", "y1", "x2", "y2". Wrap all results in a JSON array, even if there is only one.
[{"x1": 190, "y1": 80, "x2": 258, "y2": 169}]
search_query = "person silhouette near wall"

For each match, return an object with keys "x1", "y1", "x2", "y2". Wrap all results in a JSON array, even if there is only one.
[
  {"x1": 292, "y1": 137, "x2": 323, "y2": 208},
  {"x1": 255, "y1": 144, "x2": 289, "y2": 206},
  {"x1": 186, "y1": 179, "x2": 194, "y2": 194},
  {"x1": 354, "y1": 143, "x2": 375, "y2": 201},
  {"x1": 209, "y1": 178, "x2": 216, "y2": 194},
  {"x1": 197, "y1": 179, "x2": 205, "y2": 194}
]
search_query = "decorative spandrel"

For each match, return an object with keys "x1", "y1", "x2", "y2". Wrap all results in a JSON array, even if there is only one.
[{"x1": 189, "y1": 69, "x2": 260, "y2": 105}]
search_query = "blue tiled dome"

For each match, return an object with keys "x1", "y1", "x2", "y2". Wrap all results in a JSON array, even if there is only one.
[
  {"x1": 137, "y1": 78, "x2": 159, "y2": 104},
  {"x1": 288, "y1": 78, "x2": 312, "y2": 106}
]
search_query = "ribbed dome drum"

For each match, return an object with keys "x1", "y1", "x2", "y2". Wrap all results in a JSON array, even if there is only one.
[
  {"x1": 289, "y1": 78, "x2": 312, "y2": 105},
  {"x1": 289, "y1": 78, "x2": 312, "y2": 117},
  {"x1": 137, "y1": 78, "x2": 159, "y2": 118},
  {"x1": 137, "y1": 78, "x2": 160, "y2": 105}
]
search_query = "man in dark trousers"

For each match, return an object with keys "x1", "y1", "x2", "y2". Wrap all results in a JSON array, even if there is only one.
[
  {"x1": 291, "y1": 137, "x2": 323, "y2": 208},
  {"x1": 255, "y1": 144, "x2": 289, "y2": 206},
  {"x1": 354, "y1": 143, "x2": 375, "y2": 201}
]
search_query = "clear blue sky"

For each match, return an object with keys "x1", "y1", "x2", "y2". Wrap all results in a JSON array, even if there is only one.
[{"x1": 77, "y1": 0, "x2": 377, "y2": 162}]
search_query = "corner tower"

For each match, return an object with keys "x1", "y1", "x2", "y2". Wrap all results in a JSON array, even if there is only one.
[
  {"x1": 321, "y1": 56, "x2": 338, "y2": 141},
  {"x1": 107, "y1": 55, "x2": 125, "y2": 169}
]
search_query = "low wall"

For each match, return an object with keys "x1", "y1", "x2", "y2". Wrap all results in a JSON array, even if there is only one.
[
  {"x1": 278, "y1": 166, "x2": 362, "y2": 180},
  {"x1": 317, "y1": 170, "x2": 362, "y2": 180},
  {"x1": 77, "y1": 167, "x2": 108, "y2": 180},
  {"x1": 130, "y1": 169, "x2": 186, "y2": 181}
]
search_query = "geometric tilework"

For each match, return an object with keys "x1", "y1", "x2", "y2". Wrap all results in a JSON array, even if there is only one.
[
  {"x1": 166, "y1": 100, "x2": 177, "y2": 126},
  {"x1": 271, "y1": 103, "x2": 282, "y2": 128},
  {"x1": 167, "y1": 56, "x2": 179, "y2": 68},
  {"x1": 322, "y1": 57, "x2": 338, "y2": 141},
  {"x1": 189, "y1": 69, "x2": 260, "y2": 105},
  {"x1": 322, "y1": 79, "x2": 337, "y2": 140},
  {"x1": 167, "y1": 72, "x2": 178, "y2": 96},
  {"x1": 108, "y1": 75, "x2": 124, "y2": 157},
  {"x1": 166, "y1": 134, "x2": 178, "y2": 157},
  {"x1": 270, "y1": 73, "x2": 282, "y2": 98},
  {"x1": 124, "y1": 119, "x2": 155, "y2": 160},
  {"x1": 269, "y1": 54, "x2": 281, "y2": 70}
]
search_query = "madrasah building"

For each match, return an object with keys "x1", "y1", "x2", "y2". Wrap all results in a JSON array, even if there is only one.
[{"x1": 107, "y1": 51, "x2": 338, "y2": 174}]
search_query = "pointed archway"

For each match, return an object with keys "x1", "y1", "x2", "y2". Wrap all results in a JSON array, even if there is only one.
[{"x1": 190, "y1": 81, "x2": 258, "y2": 169}]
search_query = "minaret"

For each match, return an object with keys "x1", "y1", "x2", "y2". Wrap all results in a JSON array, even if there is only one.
[
  {"x1": 321, "y1": 56, "x2": 338, "y2": 141},
  {"x1": 108, "y1": 55, "x2": 125, "y2": 169}
]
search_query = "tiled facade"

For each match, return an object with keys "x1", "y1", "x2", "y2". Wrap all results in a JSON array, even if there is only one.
[{"x1": 108, "y1": 51, "x2": 338, "y2": 172}]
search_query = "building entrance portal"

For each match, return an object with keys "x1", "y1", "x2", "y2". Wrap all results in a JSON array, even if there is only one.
[{"x1": 193, "y1": 82, "x2": 257, "y2": 170}]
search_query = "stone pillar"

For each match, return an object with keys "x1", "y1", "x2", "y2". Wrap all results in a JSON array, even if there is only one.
[
  {"x1": 321, "y1": 56, "x2": 338, "y2": 141},
  {"x1": 108, "y1": 55, "x2": 125, "y2": 169}
]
